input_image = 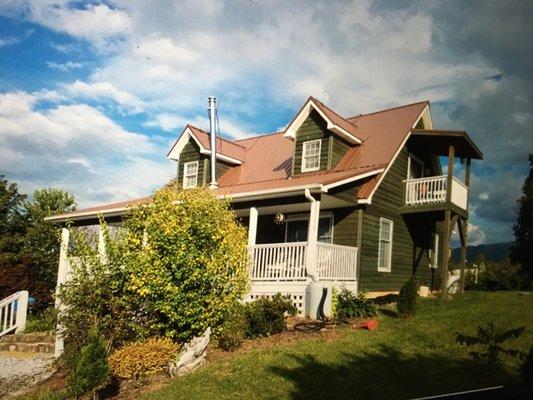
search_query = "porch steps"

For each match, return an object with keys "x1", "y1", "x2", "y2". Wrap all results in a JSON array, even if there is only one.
[{"x1": 0, "y1": 332, "x2": 55, "y2": 354}]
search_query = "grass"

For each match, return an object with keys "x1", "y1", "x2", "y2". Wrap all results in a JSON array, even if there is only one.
[{"x1": 142, "y1": 291, "x2": 532, "y2": 400}]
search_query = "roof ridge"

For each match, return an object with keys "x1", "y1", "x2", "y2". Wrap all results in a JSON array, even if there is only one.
[
  {"x1": 188, "y1": 124, "x2": 247, "y2": 149},
  {"x1": 347, "y1": 100, "x2": 429, "y2": 120},
  {"x1": 233, "y1": 130, "x2": 285, "y2": 142},
  {"x1": 310, "y1": 96, "x2": 358, "y2": 130}
]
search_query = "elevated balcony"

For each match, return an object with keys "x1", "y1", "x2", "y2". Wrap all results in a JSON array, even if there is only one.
[{"x1": 403, "y1": 175, "x2": 468, "y2": 214}]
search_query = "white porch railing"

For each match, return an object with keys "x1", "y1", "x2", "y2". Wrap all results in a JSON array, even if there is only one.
[
  {"x1": 249, "y1": 242, "x2": 307, "y2": 281},
  {"x1": 404, "y1": 175, "x2": 468, "y2": 210},
  {"x1": 0, "y1": 290, "x2": 29, "y2": 338},
  {"x1": 248, "y1": 242, "x2": 358, "y2": 282},
  {"x1": 317, "y1": 243, "x2": 358, "y2": 281}
]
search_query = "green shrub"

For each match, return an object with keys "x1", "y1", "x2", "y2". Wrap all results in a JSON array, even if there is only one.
[
  {"x1": 218, "y1": 304, "x2": 247, "y2": 351},
  {"x1": 108, "y1": 338, "x2": 178, "y2": 379},
  {"x1": 471, "y1": 259, "x2": 524, "y2": 291},
  {"x1": 397, "y1": 276, "x2": 418, "y2": 318},
  {"x1": 334, "y1": 288, "x2": 377, "y2": 319},
  {"x1": 69, "y1": 328, "x2": 110, "y2": 397},
  {"x1": 25, "y1": 307, "x2": 57, "y2": 333},
  {"x1": 456, "y1": 323, "x2": 526, "y2": 365},
  {"x1": 243, "y1": 294, "x2": 297, "y2": 338}
]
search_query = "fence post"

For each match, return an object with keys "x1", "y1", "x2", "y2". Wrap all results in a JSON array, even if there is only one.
[{"x1": 14, "y1": 291, "x2": 29, "y2": 333}]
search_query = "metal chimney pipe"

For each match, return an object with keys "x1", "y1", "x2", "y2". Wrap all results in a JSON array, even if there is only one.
[{"x1": 208, "y1": 96, "x2": 218, "y2": 189}]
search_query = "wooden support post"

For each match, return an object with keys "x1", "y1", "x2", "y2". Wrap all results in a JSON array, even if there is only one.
[
  {"x1": 440, "y1": 209, "x2": 452, "y2": 295},
  {"x1": 459, "y1": 158, "x2": 471, "y2": 293},
  {"x1": 248, "y1": 207, "x2": 258, "y2": 247},
  {"x1": 355, "y1": 208, "x2": 364, "y2": 290},
  {"x1": 306, "y1": 193, "x2": 321, "y2": 281}
]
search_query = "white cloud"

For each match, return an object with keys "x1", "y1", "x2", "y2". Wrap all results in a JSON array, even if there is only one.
[
  {"x1": 65, "y1": 80, "x2": 144, "y2": 113},
  {"x1": 47, "y1": 61, "x2": 84, "y2": 71},
  {"x1": 466, "y1": 223, "x2": 487, "y2": 246},
  {"x1": 0, "y1": 90, "x2": 173, "y2": 206},
  {"x1": 0, "y1": 36, "x2": 19, "y2": 47},
  {"x1": 478, "y1": 192, "x2": 489, "y2": 201}
]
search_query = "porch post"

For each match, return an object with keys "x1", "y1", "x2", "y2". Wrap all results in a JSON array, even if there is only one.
[
  {"x1": 440, "y1": 209, "x2": 451, "y2": 296},
  {"x1": 54, "y1": 227, "x2": 70, "y2": 357},
  {"x1": 306, "y1": 195, "x2": 321, "y2": 281},
  {"x1": 98, "y1": 224, "x2": 107, "y2": 263},
  {"x1": 446, "y1": 145, "x2": 455, "y2": 203},
  {"x1": 248, "y1": 207, "x2": 258, "y2": 247}
]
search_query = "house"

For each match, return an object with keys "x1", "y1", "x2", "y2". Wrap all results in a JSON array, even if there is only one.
[{"x1": 47, "y1": 96, "x2": 482, "y2": 320}]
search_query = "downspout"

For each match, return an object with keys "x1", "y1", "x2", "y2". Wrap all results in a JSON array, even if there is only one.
[
  {"x1": 304, "y1": 188, "x2": 318, "y2": 282},
  {"x1": 208, "y1": 96, "x2": 218, "y2": 189}
]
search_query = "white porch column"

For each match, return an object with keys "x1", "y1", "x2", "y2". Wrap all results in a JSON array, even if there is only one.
[
  {"x1": 98, "y1": 224, "x2": 107, "y2": 263},
  {"x1": 306, "y1": 192, "x2": 320, "y2": 281},
  {"x1": 54, "y1": 227, "x2": 70, "y2": 357},
  {"x1": 248, "y1": 207, "x2": 258, "y2": 247}
]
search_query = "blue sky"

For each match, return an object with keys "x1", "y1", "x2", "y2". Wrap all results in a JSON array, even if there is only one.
[{"x1": 0, "y1": 0, "x2": 531, "y2": 246}]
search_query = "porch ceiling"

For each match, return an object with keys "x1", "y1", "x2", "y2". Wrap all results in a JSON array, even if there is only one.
[{"x1": 410, "y1": 129, "x2": 483, "y2": 160}]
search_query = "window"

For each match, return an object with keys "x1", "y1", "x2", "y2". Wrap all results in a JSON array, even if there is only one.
[
  {"x1": 429, "y1": 233, "x2": 439, "y2": 268},
  {"x1": 183, "y1": 161, "x2": 199, "y2": 189},
  {"x1": 378, "y1": 218, "x2": 393, "y2": 272},
  {"x1": 407, "y1": 154, "x2": 424, "y2": 179},
  {"x1": 285, "y1": 214, "x2": 333, "y2": 243},
  {"x1": 301, "y1": 139, "x2": 321, "y2": 172}
]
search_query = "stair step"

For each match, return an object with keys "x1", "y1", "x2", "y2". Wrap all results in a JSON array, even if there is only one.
[
  {"x1": 0, "y1": 332, "x2": 55, "y2": 343},
  {"x1": 0, "y1": 341, "x2": 55, "y2": 353}
]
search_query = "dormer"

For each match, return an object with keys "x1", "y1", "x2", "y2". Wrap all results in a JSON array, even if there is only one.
[
  {"x1": 167, "y1": 125, "x2": 245, "y2": 188},
  {"x1": 284, "y1": 97, "x2": 362, "y2": 175}
]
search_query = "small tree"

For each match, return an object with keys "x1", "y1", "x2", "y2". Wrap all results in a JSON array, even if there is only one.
[
  {"x1": 510, "y1": 154, "x2": 533, "y2": 283},
  {"x1": 397, "y1": 276, "x2": 418, "y2": 318},
  {"x1": 69, "y1": 328, "x2": 110, "y2": 398}
]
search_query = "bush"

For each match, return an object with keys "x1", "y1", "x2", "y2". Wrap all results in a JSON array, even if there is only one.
[
  {"x1": 108, "y1": 338, "x2": 178, "y2": 379},
  {"x1": 25, "y1": 307, "x2": 57, "y2": 333},
  {"x1": 333, "y1": 288, "x2": 377, "y2": 319},
  {"x1": 397, "y1": 276, "x2": 418, "y2": 318},
  {"x1": 471, "y1": 259, "x2": 524, "y2": 291},
  {"x1": 218, "y1": 305, "x2": 247, "y2": 351},
  {"x1": 243, "y1": 294, "x2": 297, "y2": 338},
  {"x1": 69, "y1": 328, "x2": 110, "y2": 397},
  {"x1": 521, "y1": 346, "x2": 533, "y2": 381},
  {"x1": 456, "y1": 323, "x2": 526, "y2": 365}
]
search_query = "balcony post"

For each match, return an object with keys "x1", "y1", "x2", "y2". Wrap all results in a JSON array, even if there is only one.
[
  {"x1": 248, "y1": 207, "x2": 258, "y2": 247},
  {"x1": 440, "y1": 209, "x2": 451, "y2": 296},
  {"x1": 446, "y1": 145, "x2": 455, "y2": 203}
]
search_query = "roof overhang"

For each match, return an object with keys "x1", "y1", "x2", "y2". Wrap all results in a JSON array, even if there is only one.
[
  {"x1": 166, "y1": 126, "x2": 243, "y2": 165},
  {"x1": 283, "y1": 99, "x2": 362, "y2": 144},
  {"x1": 410, "y1": 129, "x2": 483, "y2": 160}
]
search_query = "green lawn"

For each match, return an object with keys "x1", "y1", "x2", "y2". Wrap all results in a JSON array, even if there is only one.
[{"x1": 143, "y1": 292, "x2": 532, "y2": 400}]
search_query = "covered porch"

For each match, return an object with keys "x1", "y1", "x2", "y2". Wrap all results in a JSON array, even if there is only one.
[{"x1": 236, "y1": 190, "x2": 360, "y2": 316}]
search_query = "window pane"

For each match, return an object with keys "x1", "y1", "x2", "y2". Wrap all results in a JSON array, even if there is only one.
[
  {"x1": 318, "y1": 217, "x2": 332, "y2": 243},
  {"x1": 286, "y1": 220, "x2": 308, "y2": 242}
]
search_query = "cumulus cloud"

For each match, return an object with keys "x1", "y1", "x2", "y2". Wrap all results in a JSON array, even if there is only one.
[
  {"x1": 47, "y1": 61, "x2": 84, "y2": 71},
  {"x1": 0, "y1": 90, "x2": 173, "y2": 206},
  {"x1": 65, "y1": 80, "x2": 144, "y2": 113}
]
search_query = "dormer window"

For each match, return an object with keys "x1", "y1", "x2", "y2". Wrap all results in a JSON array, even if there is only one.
[
  {"x1": 301, "y1": 139, "x2": 321, "y2": 172},
  {"x1": 183, "y1": 161, "x2": 199, "y2": 189}
]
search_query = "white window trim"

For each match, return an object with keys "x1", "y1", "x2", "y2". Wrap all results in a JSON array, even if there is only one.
[
  {"x1": 284, "y1": 212, "x2": 334, "y2": 244},
  {"x1": 378, "y1": 217, "x2": 393, "y2": 272},
  {"x1": 407, "y1": 153, "x2": 424, "y2": 180},
  {"x1": 183, "y1": 161, "x2": 199, "y2": 189},
  {"x1": 429, "y1": 233, "x2": 439, "y2": 269},
  {"x1": 301, "y1": 139, "x2": 321, "y2": 173}
]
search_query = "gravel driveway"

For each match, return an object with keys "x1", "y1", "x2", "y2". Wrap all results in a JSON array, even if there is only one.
[{"x1": 0, "y1": 352, "x2": 55, "y2": 399}]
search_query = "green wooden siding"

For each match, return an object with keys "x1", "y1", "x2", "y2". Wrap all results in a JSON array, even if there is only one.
[
  {"x1": 176, "y1": 138, "x2": 232, "y2": 187},
  {"x1": 293, "y1": 110, "x2": 351, "y2": 175},
  {"x1": 358, "y1": 146, "x2": 444, "y2": 291}
]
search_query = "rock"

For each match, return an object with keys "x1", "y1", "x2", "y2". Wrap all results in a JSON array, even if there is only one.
[{"x1": 168, "y1": 327, "x2": 210, "y2": 377}]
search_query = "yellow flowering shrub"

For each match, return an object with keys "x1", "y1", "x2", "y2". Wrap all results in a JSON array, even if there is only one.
[{"x1": 108, "y1": 338, "x2": 178, "y2": 379}]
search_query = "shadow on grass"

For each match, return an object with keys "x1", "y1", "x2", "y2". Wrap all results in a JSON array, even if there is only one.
[
  {"x1": 269, "y1": 345, "x2": 522, "y2": 400},
  {"x1": 378, "y1": 308, "x2": 398, "y2": 318}
]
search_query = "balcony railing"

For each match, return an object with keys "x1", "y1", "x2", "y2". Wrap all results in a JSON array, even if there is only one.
[
  {"x1": 248, "y1": 242, "x2": 358, "y2": 282},
  {"x1": 404, "y1": 175, "x2": 468, "y2": 210}
]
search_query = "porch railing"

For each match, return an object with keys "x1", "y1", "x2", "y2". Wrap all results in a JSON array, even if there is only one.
[
  {"x1": 248, "y1": 242, "x2": 358, "y2": 282},
  {"x1": 249, "y1": 242, "x2": 307, "y2": 281},
  {"x1": 404, "y1": 175, "x2": 468, "y2": 210},
  {"x1": 0, "y1": 290, "x2": 29, "y2": 338},
  {"x1": 317, "y1": 243, "x2": 358, "y2": 281}
]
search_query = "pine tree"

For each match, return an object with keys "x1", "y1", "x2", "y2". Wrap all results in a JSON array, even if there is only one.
[{"x1": 510, "y1": 154, "x2": 533, "y2": 281}]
